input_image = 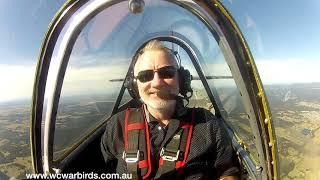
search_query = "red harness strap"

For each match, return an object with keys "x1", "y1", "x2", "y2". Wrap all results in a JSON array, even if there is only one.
[
  {"x1": 123, "y1": 108, "x2": 194, "y2": 179},
  {"x1": 175, "y1": 120, "x2": 194, "y2": 169},
  {"x1": 123, "y1": 108, "x2": 152, "y2": 179},
  {"x1": 142, "y1": 108, "x2": 152, "y2": 179}
]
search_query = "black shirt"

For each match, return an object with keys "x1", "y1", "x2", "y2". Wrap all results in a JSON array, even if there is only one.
[{"x1": 100, "y1": 104, "x2": 240, "y2": 179}]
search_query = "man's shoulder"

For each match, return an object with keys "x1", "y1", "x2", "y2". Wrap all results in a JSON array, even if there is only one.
[{"x1": 105, "y1": 108, "x2": 142, "y2": 128}]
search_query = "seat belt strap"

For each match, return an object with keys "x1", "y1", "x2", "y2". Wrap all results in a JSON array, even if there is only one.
[
  {"x1": 156, "y1": 128, "x2": 183, "y2": 178},
  {"x1": 156, "y1": 108, "x2": 195, "y2": 177},
  {"x1": 175, "y1": 121, "x2": 193, "y2": 172},
  {"x1": 177, "y1": 109, "x2": 195, "y2": 170},
  {"x1": 123, "y1": 109, "x2": 140, "y2": 179},
  {"x1": 123, "y1": 108, "x2": 152, "y2": 180}
]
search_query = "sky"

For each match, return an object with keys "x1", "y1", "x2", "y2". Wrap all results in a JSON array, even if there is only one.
[
  {"x1": 0, "y1": 0, "x2": 320, "y2": 102},
  {"x1": 0, "y1": 0, "x2": 65, "y2": 102},
  {"x1": 222, "y1": 0, "x2": 320, "y2": 60},
  {"x1": 221, "y1": 0, "x2": 320, "y2": 84}
]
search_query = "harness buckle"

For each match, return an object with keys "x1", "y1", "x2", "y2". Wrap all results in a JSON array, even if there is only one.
[
  {"x1": 160, "y1": 148, "x2": 180, "y2": 162},
  {"x1": 122, "y1": 150, "x2": 140, "y2": 163}
]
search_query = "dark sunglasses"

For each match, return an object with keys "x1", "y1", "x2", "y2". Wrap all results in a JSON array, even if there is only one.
[{"x1": 135, "y1": 66, "x2": 178, "y2": 83}]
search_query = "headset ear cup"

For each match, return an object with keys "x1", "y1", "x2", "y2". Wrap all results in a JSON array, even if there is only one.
[
  {"x1": 124, "y1": 74, "x2": 140, "y2": 99},
  {"x1": 178, "y1": 67, "x2": 193, "y2": 98},
  {"x1": 132, "y1": 79, "x2": 140, "y2": 99}
]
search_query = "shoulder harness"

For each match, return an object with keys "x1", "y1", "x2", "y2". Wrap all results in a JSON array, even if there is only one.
[{"x1": 122, "y1": 108, "x2": 194, "y2": 179}]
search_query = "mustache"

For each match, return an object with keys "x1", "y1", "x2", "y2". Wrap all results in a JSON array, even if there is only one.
[{"x1": 148, "y1": 90, "x2": 178, "y2": 100}]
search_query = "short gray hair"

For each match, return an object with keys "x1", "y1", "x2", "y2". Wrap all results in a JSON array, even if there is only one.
[{"x1": 135, "y1": 40, "x2": 178, "y2": 67}]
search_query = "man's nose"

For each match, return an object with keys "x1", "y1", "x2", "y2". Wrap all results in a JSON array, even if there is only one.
[{"x1": 151, "y1": 72, "x2": 165, "y2": 87}]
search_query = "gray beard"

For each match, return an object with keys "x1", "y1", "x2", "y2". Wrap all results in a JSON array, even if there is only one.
[{"x1": 140, "y1": 98, "x2": 176, "y2": 113}]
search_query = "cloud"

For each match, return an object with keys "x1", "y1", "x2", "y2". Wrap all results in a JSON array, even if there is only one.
[
  {"x1": 226, "y1": 0, "x2": 233, "y2": 4},
  {"x1": 58, "y1": 64, "x2": 128, "y2": 96},
  {"x1": 0, "y1": 61, "x2": 129, "y2": 102},
  {"x1": 256, "y1": 58, "x2": 320, "y2": 84},
  {"x1": 245, "y1": 15, "x2": 256, "y2": 28},
  {"x1": 245, "y1": 15, "x2": 264, "y2": 55},
  {"x1": 0, "y1": 64, "x2": 35, "y2": 102},
  {"x1": 1, "y1": 58, "x2": 318, "y2": 102}
]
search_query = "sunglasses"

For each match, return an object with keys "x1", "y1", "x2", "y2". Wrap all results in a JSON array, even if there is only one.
[{"x1": 135, "y1": 66, "x2": 178, "y2": 83}]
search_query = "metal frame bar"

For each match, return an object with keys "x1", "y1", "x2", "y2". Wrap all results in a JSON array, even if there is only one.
[
  {"x1": 31, "y1": 0, "x2": 89, "y2": 173},
  {"x1": 166, "y1": 1, "x2": 266, "y2": 178},
  {"x1": 31, "y1": 0, "x2": 127, "y2": 174},
  {"x1": 191, "y1": 0, "x2": 278, "y2": 178},
  {"x1": 223, "y1": 120, "x2": 260, "y2": 179},
  {"x1": 170, "y1": 0, "x2": 278, "y2": 179}
]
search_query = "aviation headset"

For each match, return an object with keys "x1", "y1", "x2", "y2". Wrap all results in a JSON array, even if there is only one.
[{"x1": 124, "y1": 44, "x2": 193, "y2": 101}]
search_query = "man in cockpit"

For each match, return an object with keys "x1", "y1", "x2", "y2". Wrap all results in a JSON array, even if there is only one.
[{"x1": 101, "y1": 40, "x2": 240, "y2": 179}]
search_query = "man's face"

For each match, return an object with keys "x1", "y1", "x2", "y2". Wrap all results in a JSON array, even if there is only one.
[{"x1": 134, "y1": 50, "x2": 179, "y2": 111}]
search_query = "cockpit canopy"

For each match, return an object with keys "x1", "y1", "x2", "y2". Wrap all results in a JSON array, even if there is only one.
[{"x1": 31, "y1": 1, "x2": 278, "y2": 179}]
